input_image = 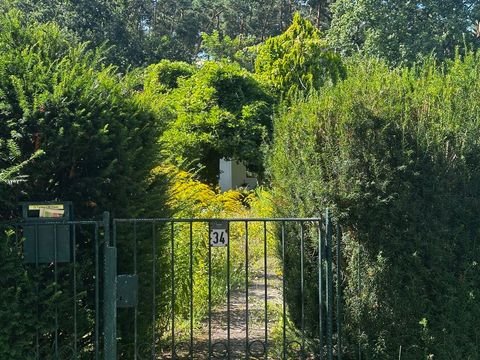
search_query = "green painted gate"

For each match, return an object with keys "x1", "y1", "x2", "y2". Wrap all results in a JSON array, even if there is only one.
[
  {"x1": 110, "y1": 212, "x2": 343, "y2": 359},
  {"x1": 3, "y1": 211, "x2": 342, "y2": 359},
  {"x1": 1, "y1": 217, "x2": 105, "y2": 359}
]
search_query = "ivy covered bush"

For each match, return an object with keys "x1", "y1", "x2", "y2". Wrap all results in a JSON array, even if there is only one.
[{"x1": 269, "y1": 54, "x2": 480, "y2": 359}]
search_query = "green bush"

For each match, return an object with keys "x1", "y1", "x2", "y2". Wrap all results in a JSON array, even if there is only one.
[
  {"x1": 143, "y1": 60, "x2": 196, "y2": 95},
  {"x1": 0, "y1": 230, "x2": 36, "y2": 359},
  {"x1": 269, "y1": 53, "x2": 480, "y2": 359},
  {"x1": 255, "y1": 13, "x2": 345, "y2": 100},
  {"x1": 149, "y1": 60, "x2": 274, "y2": 184},
  {"x1": 0, "y1": 10, "x2": 168, "y2": 358},
  {"x1": 0, "y1": 9, "x2": 161, "y2": 218}
]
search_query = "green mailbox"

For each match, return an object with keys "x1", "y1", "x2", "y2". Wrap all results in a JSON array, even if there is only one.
[{"x1": 21, "y1": 201, "x2": 73, "y2": 263}]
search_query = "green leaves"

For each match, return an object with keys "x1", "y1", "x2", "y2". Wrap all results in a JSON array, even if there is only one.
[
  {"x1": 0, "y1": 10, "x2": 161, "y2": 218},
  {"x1": 145, "y1": 60, "x2": 274, "y2": 184},
  {"x1": 255, "y1": 13, "x2": 345, "y2": 100},
  {"x1": 0, "y1": 230, "x2": 36, "y2": 359},
  {"x1": 270, "y1": 53, "x2": 480, "y2": 358},
  {"x1": 328, "y1": 0, "x2": 478, "y2": 66},
  {"x1": 144, "y1": 60, "x2": 196, "y2": 95}
]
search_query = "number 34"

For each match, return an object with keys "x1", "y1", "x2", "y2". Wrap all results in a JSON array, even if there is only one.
[{"x1": 210, "y1": 230, "x2": 228, "y2": 247}]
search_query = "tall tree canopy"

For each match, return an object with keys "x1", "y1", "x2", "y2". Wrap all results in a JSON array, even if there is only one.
[
  {"x1": 2, "y1": 0, "x2": 335, "y2": 69},
  {"x1": 328, "y1": 0, "x2": 479, "y2": 65}
]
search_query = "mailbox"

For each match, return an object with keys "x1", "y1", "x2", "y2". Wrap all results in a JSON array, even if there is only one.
[{"x1": 21, "y1": 202, "x2": 73, "y2": 264}]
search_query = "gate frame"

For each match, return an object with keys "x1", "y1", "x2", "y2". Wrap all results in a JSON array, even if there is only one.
[
  {"x1": 0, "y1": 216, "x2": 105, "y2": 359},
  {"x1": 106, "y1": 211, "x2": 343, "y2": 360}
]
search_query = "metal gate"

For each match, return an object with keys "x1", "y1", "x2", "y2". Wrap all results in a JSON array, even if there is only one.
[
  {"x1": 0, "y1": 217, "x2": 106, "y2": 359},
  {"x1": 109, "y1": 212, "x2": 343, "y2": 359},
  {"x1": 2, "y1": 212, "x2": 342, "y2": 359}
]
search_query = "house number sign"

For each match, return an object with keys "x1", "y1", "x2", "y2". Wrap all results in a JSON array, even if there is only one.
[{"x1": 210, "y1": 221, "x2": 229, "y2": 247}]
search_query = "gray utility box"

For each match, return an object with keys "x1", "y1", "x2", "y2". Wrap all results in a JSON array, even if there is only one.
[
  {"x1": 117, "y1": 274, "x2": 139, "y2": 308},
  {"x1": 21, "y1": 202, "x2": 73, "y2": 264}
]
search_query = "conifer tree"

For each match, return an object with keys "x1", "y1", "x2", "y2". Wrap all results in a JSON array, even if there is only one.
[{"x1": 255, "y1": 13, "x2": 345, "y2": 99}]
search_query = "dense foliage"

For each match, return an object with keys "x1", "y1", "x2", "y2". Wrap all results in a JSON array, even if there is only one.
[
  {"x1": 328, "y1": 0, "x2": 480, "y2": 65},
  {"x1": 200, "y1": 30, "x2": 258, "y2": 69},
  {"x1": 3, "y1": 1, "x2": 480, "y2": 358},
  {"x1": 3, "y1": 0, "x2": 332, "y2": 69},
  {"x1": 0, "y1": 10, "x2": 166, "y2": 358},
  {"x1": 0, "y1": 229, "x2": 37, "y2": 359},
  {"x1": 146, "y1": 60, "x2": 274, "y2": 184},
  {"x1": 0, "y1": 10, "x2": 160, "y2": 218},
  {"x1": 270, "y1": 53, "x2": 480, "y2": 359},
  {"x1": 5, "y1": 0, "x2": 478, "y2": 68},
  {"x1": 256, "y1": 13, "x2": 345, "y2": 99}
]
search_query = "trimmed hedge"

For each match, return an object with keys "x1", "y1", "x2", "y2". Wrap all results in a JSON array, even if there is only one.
[{"x1": 269, "y1": 53, "x2": 480, "y2": 359}]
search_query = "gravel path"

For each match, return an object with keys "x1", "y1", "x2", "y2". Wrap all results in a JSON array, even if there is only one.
[
  {"x1": 165, "y1": 266, "x2": 284, "y2": 359},
  {"x1": 196, "y1": 273, "x2": 283, "y2": 359}
]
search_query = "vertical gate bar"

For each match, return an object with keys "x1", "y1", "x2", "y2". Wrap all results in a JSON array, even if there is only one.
[
  {"x1": 112, "y1": 218, "x2": 117, "y2": 354},
  {"x1": 336, "y1": 225, "x2": 342, "y2": 360},
  {"x1": 326, "y1": 210, "x2": 333, "y2": 360},
  {"x1": 281, "y1": 222, "x2": 286, "y2": 360},
  {"x1": 245, "y1": 221, "x2": 249, "y2": 360},
  {"x1": 112, "y1": 218, "x2": 118, "y2": 359},
  {"x1": 54, "y1": 224, "x2": 58, "y2": 358},
  {"x1": 171, "y1": 222, "x2": 176, "y2": 359},
  {"x1": 300, "y1": 222, "x2": 305, "y2": 359},
  {"x1": 112, "y1": 218, "x2": 118, "y2": 358},
  {"x1": 112, "y1": 219, "x2": 118, "y2": 360},
  {"x1": 318, "y1": 219, "x2": 324, "y2": 359},
  {"x1": 357, "y1": 241, "x2": 362, "y2": 360},
  {"x1": 113, "y1": 219, "x2": 118, "y2": 359},
  {"x1": 104, "y1": 212, "x2": 117, "y2": 360},
  {"x1": 189, "y1": 222, "x2": 194, "y2": 360},
  {"x1": 227, "y1": 221, "x2": 231, "y2": 359},
  {"x1": 112, "y1": 219, "x2": 116, "y2": 245},
  {"x1": 94, "y1": 224, "x2": 99, "y2": 360},
  {"x1": 73, "y1": 224, "x2": 77, "y2": 357},
  {"x1": 35, "y1": 223, "x2": 39, "y2": 360},
  {"x1": 208, "y1": 221, "x2": 212, "y2": 360},
  {"x1": 152, "y1": 222, "x2": 157, "y2": 359},
  {"x1": 134, "y1": 221, "x2": 138, "y2": 360},
  {"x1": 105, "y1": 247, "x2": 117, "y2": 359},
  {"x1": 263, "y1": 221, "x2": 268, "y2": 359}
]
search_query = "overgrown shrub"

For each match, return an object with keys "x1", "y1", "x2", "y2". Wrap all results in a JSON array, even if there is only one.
[
  {"x1": 0, "y1": 9, "x2": 161, "y2": 218},
  {"x1": 0, "y1": 10, "x2": 168, "y2": 358},
  {"x1": 0, "y1": 230, "x2": 36, "y2": 359},
  {"x1": 255, "y1": 13, "x2": 345, "y2": 100},
  {"x1": 154, "y1": 165, "x2": 275, "y2": 326},
  {"x1": 147, "y1": 61, "x2": 274, "y2": 184},
  {"x1": 269, "y1": 53, "x2": 480, "y2": 359}
]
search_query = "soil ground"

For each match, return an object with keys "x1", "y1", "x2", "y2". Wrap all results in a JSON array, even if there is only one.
[{"x1": 162, "y1": 263, "x2": 285, "y2": 359}]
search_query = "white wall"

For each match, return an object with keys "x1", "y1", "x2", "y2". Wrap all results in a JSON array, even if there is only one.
[
  {"x1": 219, "y1": 158, "x2": 233, "y2": 192},
  {"x1": 219, "y1": 158, "x2": 257, "y2": 192}
]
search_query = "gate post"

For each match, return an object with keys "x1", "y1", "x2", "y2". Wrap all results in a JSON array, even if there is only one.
[
  {"x1": 103, "y1": 211, "x2": 117, "y2": 360},
  {"x1": 325, "y1": 209, "x2": 334, "y2": 360}
]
